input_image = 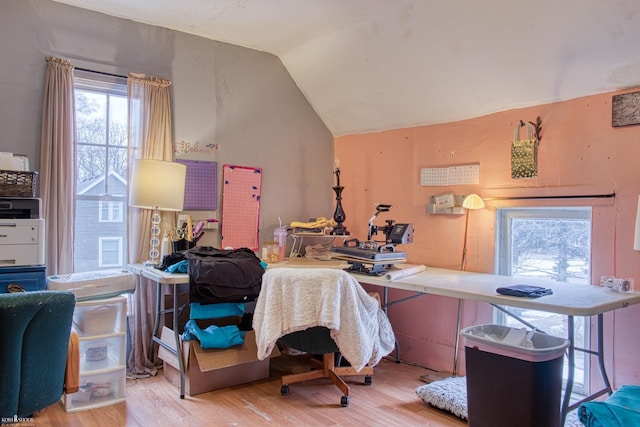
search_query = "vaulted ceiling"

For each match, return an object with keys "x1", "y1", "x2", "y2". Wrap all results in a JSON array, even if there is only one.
[{"x1": 53, "y1": 0, "x2": 640, "y2": 136}]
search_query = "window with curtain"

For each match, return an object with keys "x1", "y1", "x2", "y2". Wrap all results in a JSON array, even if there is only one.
[
  {"x1": 494, "y1": 207, "x2": 592, "y2": 395},
  {"x1": 73, "y1": 71, "x2": 128, "y2": 273}
]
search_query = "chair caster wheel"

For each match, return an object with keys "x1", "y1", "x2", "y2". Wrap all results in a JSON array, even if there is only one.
[
  {"x1": 341, "y1": 395, "x2": 350, "y2": 407},
  {"x1": 364, "y1": 375, "x2": 372, "y2": 386},
  {"x1": 281, "y1": 384, "x2": 290, "y2": 396}
]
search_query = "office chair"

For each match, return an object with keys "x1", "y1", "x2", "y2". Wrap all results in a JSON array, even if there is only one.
[
  {"x1": 0, "y1": 291, "x2": 76, "y2": 419},
  {"x1": 253, "y1": 268, "x2": 395, "y2": 407}
]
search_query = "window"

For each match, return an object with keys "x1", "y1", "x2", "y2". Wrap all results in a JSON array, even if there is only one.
[
  {"x1": 73, "y1": 71, "x2": 128, "y2": 272},
  {"x1": 99, "y1": 200, "x2": 124, "y2": 223},
  {"x1": 99, "y1": 237, "x2": 123, "y2": 267},
  {"x1": 495, "y1": 207, "x2": 591, "y2": 394}
]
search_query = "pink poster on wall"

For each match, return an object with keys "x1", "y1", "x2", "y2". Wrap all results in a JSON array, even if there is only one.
[{"x1": 220, "y1": 164, "x2": 262, "y2": 250}]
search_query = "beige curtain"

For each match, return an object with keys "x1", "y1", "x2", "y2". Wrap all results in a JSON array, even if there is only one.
[
  {"x1": 127, "y1": 73, "x2": 175, "y2": 377},
  {"x1": 39, "y1": 57, "x2": 76, "y2": 276}
]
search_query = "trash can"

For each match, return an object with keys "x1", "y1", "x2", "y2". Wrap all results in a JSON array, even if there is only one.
[{"x1": 461, "y1": 324, "x2": 570, "y2": 427}]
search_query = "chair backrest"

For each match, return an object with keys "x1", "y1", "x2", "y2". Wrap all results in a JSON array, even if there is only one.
[
  {"x1": 254, "y1": 267, "x2": 395, "y2": 371},
  {"x1": 0, "y1": 291, "x2": 76, "y2": 418}
]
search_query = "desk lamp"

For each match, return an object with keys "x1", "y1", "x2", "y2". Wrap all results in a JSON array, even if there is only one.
[
  {"x1": 460, "y1": 194, "x2": 485, "y2": 270},
  {"x1": 129, "y1": 159, "x2": 186, "y2": 266},
  {"x1": 453, "y1": 193, "x2": 484, "y2": 375}
]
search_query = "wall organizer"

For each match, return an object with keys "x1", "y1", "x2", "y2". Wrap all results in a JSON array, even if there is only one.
[
  {"x1": 420, "y1": 164, "x2": 480, "y2": 186},
  {"x1": 220, "y1": 164, "x2": 262, "y2": 251},
  {"x1": 175, "y1": 159, "x2": 217, "y2": 210}
]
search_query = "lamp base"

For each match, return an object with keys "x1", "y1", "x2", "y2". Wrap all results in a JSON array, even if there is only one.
[{"x1": 143, "y1": 260, "x2": 161, "y2": 268}]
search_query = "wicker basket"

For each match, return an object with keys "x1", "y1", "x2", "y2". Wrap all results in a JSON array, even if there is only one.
[{"x1": 0, "y1": 170, "x2": 38, "y2": 198}]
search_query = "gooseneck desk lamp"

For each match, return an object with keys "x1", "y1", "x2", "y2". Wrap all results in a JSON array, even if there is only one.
[{"x1": 129, "y1": 159, "x2": 187, "y2": 266}]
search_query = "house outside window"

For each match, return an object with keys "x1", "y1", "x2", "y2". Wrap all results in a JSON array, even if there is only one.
[
  {"x1": 73, "y1": 72, "x2": 128, "y2": 272},
  {"x1": 494, "y1": 207, "x2": 591, "y2": 394}
]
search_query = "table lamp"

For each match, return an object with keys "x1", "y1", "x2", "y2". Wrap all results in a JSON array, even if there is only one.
[{"x1": 129, "y1": 159, "x2": 187, "y2": 266}]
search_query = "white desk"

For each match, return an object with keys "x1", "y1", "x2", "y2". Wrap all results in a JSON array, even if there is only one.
[
  {"x1": 127, "y1": 264, "x2": 190, "y2": 399},
  {"x1": 357, "y1": 266, "x2": 640, "y2": 425},
  {"x1": 129, "y1": 261, "x2": 640, "y2": 424}
]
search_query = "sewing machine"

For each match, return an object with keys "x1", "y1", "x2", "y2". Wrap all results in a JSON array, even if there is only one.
[{"x1": 330, "y1": 204, "x2": 413, "y2": 275}]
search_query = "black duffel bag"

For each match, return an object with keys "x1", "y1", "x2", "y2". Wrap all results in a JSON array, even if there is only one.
[{"x1": 186, "y1": 246, "x2": 264, "y2": 304}]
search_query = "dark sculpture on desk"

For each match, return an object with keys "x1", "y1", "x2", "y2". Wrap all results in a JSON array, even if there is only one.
[{"x1": 330, "y1": 166, "x2": 350, "y2": 235}]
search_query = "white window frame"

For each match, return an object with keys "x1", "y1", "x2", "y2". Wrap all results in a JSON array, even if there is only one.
[
  {"x1": 494, "y1": 206, "x2": 592, "y2": 395},
  {"x1": 98, "y1": 237, "x2": 123, "y2": 267},
  {"x1": 73, "y1": 70, "x2": 128, "y2": 272}
]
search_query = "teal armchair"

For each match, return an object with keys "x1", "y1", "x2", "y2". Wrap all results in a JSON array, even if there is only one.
[{"x1": 0, "y1": 291, "x2": 76, "y2": 420}]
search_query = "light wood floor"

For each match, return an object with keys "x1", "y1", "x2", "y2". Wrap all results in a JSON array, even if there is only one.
[{"x1": 34, "y1": 355, "x2": 467, "y2": 426}]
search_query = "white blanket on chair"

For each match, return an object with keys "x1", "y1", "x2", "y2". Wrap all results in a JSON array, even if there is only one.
[{"x1": 253, "y1": 268, "x2": 396, "y2": 372}]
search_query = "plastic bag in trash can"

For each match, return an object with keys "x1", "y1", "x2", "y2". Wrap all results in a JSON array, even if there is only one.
[{"x1": 461, "y1": 324, "x2": 569, "y2": 362}]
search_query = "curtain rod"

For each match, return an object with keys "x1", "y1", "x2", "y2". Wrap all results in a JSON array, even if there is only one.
[
  {"x1": 75, "y1": 67, "x2": 127, "y2": 79},
  {"x1": 483, "y1": 193, "x2": 615, "y2": 201}
]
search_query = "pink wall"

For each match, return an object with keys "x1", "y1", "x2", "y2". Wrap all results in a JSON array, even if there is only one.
[{"x1": 334, "y1": 90, "x2": 640, "y2": 388}]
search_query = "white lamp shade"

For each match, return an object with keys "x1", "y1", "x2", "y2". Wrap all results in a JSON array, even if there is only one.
[
  {"x1": 462, "y1": 193, "x2": 485, "y2": 210},
  {"x1": 129, "y1": 159, "x2": 186, "y2": 211}
]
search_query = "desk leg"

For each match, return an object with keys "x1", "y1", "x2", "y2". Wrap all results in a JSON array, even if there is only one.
[
  {"x1": 383, "y1": 287, "x2": 401, "y2": 363},
  {"x1": 173, "y1": 289, "x2": 186, "y2": 399},
  {"x1": 596, "y1": 314, "x2": 612, "y2": 393},
  {"x1": 452, "y1": 299, "x2": 462, "y2": 376},
  {"x1": 564, "y1": 313, "x2": 614, "y2": 418},
  {"x1": 560, "y1": 316, "x2": 575, "y2": 426},
  {"x1": 148, "y1": 280, "x2": 162, "y2": 362}
]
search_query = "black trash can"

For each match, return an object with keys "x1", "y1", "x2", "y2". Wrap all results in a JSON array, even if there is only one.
[{"x1": 461, "y1": 324, "x2": 570, "y2": 427}]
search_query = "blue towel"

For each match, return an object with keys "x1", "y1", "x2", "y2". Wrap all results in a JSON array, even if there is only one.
[
  {"x1": 166, "y1": 259, "x2": 188, "y2": 273},
  {"x1": 190, "y1": 302, "x2": 245, "y2": 320},
  {"x1": 579, "y1": 385, "x2": 640, "y2": 427},
  {"x1": 181, "y1": 319, "x2": 246, "y2": 349}
]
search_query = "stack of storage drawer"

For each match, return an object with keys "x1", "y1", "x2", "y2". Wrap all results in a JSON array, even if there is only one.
[{"x1": 62, "y1": 295, "x2": 127, "y2": 412}]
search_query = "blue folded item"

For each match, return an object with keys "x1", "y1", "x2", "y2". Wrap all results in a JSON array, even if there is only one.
[
  {"x1": 181, "y1": 319, "x2": 246, "y2": 349},
  {"x1": 579, "y1": 385, "x2": 640, "y2": 427},
  {"x1": 496, "y1": 284, "x2": 553, "y2": 298},
  {"x1": 190, "y1": 302, "x2": 245, "y2": 320},
  {"x1": 166, "y1": 259, "x2": 188, "y2": 273}
]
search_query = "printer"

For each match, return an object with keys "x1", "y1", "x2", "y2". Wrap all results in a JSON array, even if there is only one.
[{"x1": 0, "y1": 198, "x2": 45, "y2": 267}]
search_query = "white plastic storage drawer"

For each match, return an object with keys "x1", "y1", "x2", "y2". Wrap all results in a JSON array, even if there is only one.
[
  {"x1": 73, "y1": 296, "x2": 126, "y2": 336},
  {"x1": 62, "y1": 367, "x2": 126, "y2": 412},
  {"x1": 79, "y1": 334, "x2": 126, "y2": 374}
]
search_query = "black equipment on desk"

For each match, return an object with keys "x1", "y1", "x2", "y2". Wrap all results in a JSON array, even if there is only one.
[{"x1": 330, "y1": 204, "x2": 414, "y2": 276}]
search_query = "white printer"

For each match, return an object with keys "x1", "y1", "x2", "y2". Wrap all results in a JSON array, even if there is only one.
[
  {"x1": 47, "y1": 269, "x2": 136, "y2": 301},
  {"x1": 0, "y1": 198, "x2": 45, "y2": 267}
]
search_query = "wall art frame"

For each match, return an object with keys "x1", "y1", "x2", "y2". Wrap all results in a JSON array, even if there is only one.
[{"x1": 612, "y1": 91, "x2": 640, "y2": 127}]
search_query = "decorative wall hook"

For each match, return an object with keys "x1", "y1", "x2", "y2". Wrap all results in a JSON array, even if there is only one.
[{"x1": 519, "y1": 116, "x2": 542, "y2": 143}]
